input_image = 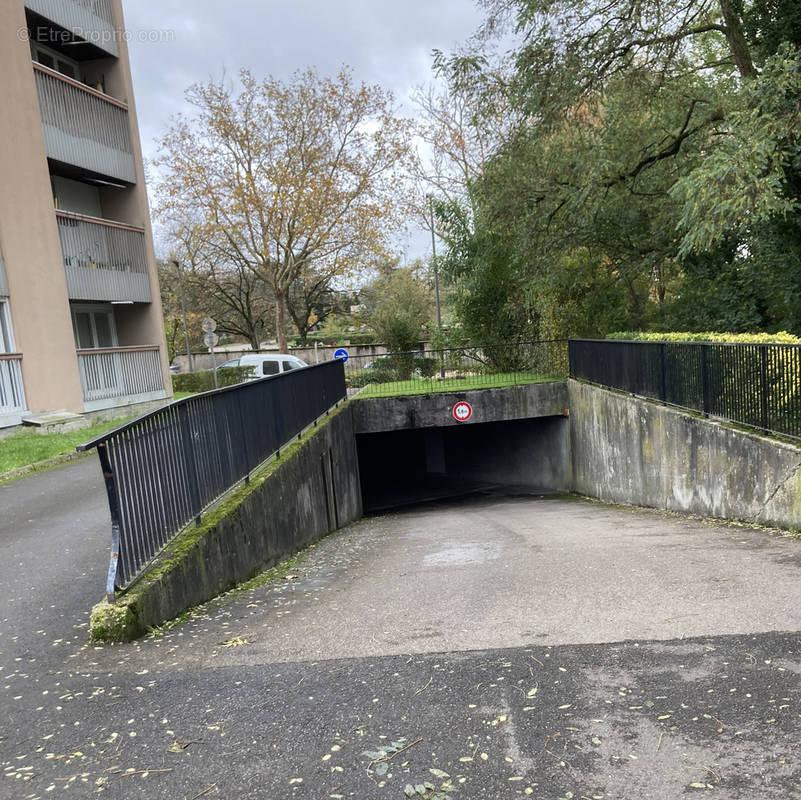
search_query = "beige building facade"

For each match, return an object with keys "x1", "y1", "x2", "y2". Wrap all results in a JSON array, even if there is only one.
[{"x1": 0, "y1": 0, "x2": 170, "y2": 428}]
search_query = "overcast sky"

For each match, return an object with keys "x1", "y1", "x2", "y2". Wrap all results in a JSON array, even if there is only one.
[{"x1": 122, "y1": 0, "x2": 486, "y2": 259}]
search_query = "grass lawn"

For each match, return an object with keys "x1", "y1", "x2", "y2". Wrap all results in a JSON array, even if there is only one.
[
  {"x1": 0, "y1": 392, "x2": 198, "y2": 478},
  {"x1": 352, "y1": 372, "x2": 559, "y2": 399},
  {"x1": 0, "y1": 416, "x2": 135, "y2": 477}
]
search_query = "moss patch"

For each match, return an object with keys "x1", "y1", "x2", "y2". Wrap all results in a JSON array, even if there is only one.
[{"x1": 89, "y1": 599, "x2": 139, "y2": 643}]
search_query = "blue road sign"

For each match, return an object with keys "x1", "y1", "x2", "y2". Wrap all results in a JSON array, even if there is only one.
[{"x1": 334, "y1": 348, "x2": 349, "y2": 363}]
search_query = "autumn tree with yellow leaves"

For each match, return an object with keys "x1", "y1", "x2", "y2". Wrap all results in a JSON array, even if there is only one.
[{"x1": 155, "y1": 69, "x2": 414, "y2": 351}]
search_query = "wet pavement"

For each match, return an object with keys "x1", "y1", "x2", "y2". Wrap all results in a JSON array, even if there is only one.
[
  {"x1": 0, "y1": 457, "x2": 108, "y2": 667},
  {"x1": 2, "y1": 475, "x2": 801, "y2": 799}
]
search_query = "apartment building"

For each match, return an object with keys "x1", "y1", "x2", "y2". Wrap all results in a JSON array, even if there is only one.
[{"x1": 0, "y1": 0, "x2": 171, "y2": 428}]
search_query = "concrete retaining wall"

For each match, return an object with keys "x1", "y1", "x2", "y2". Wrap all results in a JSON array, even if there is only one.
[
  {"x1": 568, "y1": 380, "x2": 801, "y2": 529},
  {"x1": 93, "y1": 379, "x2": 801, "y2": 640},
  {"x1": 91, "y1": 405, "x2": 362, "y2": 641},
  {"x1": 353, "y1": 382, "x2": 569, "y2": 434}
]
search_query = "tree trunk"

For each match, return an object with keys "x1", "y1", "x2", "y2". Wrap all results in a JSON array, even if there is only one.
[
  {"x1": 719, "y1": 0, "x2": 757, "y2": 78},
  {"x1": 274, "y1": 291, "x2": 289, "y2": 352}
]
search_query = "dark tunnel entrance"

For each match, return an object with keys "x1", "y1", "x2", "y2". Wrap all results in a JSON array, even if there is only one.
[{"x1": 355, "y1": 416, "x2": 569, "y2": 513}]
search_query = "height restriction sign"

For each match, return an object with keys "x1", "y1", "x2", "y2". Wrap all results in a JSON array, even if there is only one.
[{"x1": 452, "y1": 401, "x2": 473, "y2": 422}]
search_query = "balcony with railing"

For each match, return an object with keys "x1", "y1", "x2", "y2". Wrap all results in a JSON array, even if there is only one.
[
  {"x1": 77, "y1": 346, "x2": 166, "y2": 411},
  {"x1": 24, "y1": 0, "x2": 118, "y2": 57},
  {"x1": 33, "y1": 63, "x2": 135, "y2": 183},
  {"x1": 0, "y1": 354, "x2": 28, "y2": 423},
  {"x1": 56, "y1": 210, "x2": 151, "y2": 303}
]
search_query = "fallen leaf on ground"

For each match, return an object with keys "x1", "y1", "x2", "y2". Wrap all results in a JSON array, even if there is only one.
[{"x1": 219, "y1": 637, "x2": 250, "y2": 648}]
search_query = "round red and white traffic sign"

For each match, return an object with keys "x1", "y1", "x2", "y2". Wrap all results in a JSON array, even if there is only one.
[{"x1": 452, "y1": 401, "x2": 473, "y2": 422}]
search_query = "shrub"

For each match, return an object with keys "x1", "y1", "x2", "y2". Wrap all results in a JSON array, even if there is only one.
[
  {"x1": 172, "y1": 366, "x2": 252, "y2": 394},
  {"x1": 346, "y1": 369, "x2": 379, "y2": 388},
  {"x1": 347, "y1": 360, "x2": 399, "y2": 387},
  {"x1": 415, "y1": 357, "x2": 438, "y2": 378},
  {"x1": 346, "y1": 333, "x2": 378, "y2": 345}
]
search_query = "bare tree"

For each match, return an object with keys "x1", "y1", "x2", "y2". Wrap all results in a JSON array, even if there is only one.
[{"x1": 155, "y1": 68, "x2": 414, "y2": 351}]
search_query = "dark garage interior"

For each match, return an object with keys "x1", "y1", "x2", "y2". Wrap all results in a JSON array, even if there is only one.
[{"x1": 356, "y1": 416, "x2": 569, "y2": 513}]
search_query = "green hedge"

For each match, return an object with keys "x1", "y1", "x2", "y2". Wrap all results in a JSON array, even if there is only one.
[
  {"x1": 607, "y1": 331, "x2": 801, "y2": 344},
  {"x1": 171, "y1": 366, "x2": 253, "y2": 394}
]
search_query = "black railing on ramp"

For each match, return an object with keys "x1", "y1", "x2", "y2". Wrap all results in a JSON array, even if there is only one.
[
  {"x1": 569, "y1": 339, "x2": 801, "y2": 440},
  {"x1": 79, "y1": 359, "x2": 346, "y2": 598}
]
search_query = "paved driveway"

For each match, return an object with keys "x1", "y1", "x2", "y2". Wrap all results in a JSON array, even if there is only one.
[
  {"x1": 2, "y1": 487, "x2": 801, "y2": 798},
  {"x1": 0, "y1": 458, "x2": 108, "y2": 662}
]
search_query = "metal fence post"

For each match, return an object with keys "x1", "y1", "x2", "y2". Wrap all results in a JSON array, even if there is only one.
[
  {"x1": 236, "y1": 391, "x2": 251, "y2": 483},
  {"x1": 660, "y1": 343, "x2": 667, "y2": 403},
  {"x1": 97, "y1": 442, "x2": 122, "y2": 603},
  {"x1": 700, "y1": 344, "x2": 710, "y2": 415},
  {"x1": 177, "y1": 402, "x2": 203, "y2": 526},
  {"x1": 760, "y1": 345, "x2": 769, "y2": 431}
]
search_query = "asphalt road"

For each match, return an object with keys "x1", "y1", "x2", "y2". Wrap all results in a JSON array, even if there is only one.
[
  {"x1": 2, "y1": 470, "x2": 801, "y2": 799},
  {"x1": 0, "y1": 457, "x2": 109, "y2": 666}
]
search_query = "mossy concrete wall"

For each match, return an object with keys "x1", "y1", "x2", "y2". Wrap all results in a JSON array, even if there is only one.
[
  {"x1": 92, "y1": 405, "x2": 362, "y2": 641},
  {"x1": 568, "y1": 380, "x2": 801, "y2": 529}
]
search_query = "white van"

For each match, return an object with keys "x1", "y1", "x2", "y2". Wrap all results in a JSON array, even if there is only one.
[{"x1": 235, "y1": 353, "x2": 308, "y2": 380}]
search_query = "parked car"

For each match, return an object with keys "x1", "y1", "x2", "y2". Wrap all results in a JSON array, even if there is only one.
[
  {"x1": 237, "y1": 353, "x2": 308, "y2": 379},
  {"x1": 218, "y1": 357, "x2": 241, "y2": 369}
]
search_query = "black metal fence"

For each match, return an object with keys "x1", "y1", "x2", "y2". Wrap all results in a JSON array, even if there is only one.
[
  {"x1": 569, "y1": 339, "x2": 801, "y2": 439},
  {"x1": 344, "y1": 340, "x2": 569, "y2": 397},
  {"x1": 79, "y1": 359, "x2": 346, "y2": 597}
]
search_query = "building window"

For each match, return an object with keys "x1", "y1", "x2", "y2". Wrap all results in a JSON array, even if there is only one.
[
  {"x1": 31, "y1": 43, "x2": 80, "y2": 81},
  {"x1": 71, "y1": 305, "x2": 117, "y2": 349}
]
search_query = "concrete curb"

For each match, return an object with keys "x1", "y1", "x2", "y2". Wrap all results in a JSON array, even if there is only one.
[{"x1": 0, "y1": 449, "x2": 91, "y2": 486}]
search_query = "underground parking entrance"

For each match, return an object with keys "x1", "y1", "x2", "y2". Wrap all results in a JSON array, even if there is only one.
[{"x1": 352, "y1": 384, "x2": 571, "y2": 513}]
